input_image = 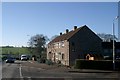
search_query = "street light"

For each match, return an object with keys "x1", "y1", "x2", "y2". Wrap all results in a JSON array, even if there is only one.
[{"x1": 113, "y1": 16, "x2": 119, "y2": 70}]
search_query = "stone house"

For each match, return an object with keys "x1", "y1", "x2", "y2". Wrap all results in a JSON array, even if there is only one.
[{"x1": 47, "y1": 25, "x2": 102, "y2": 66}]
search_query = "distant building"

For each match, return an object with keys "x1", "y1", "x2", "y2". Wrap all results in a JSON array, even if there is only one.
[
  {"x1": 102, "y1": 41, "x2": 120, "y2": 59},
  {"x1": 47, "y1": 25, "x2": 102, "y2": 66}
]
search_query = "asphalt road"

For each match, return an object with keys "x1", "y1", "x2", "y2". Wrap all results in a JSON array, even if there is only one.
[
  {"x1": 0, "y1": 62, "x2": 2, "y2": 80},
  {"x1": 2, "y1": 61, "x2": 21, "y2": 78},
  {"x1": 1, "y1": 60, "x2": 120, "y2": 80}
]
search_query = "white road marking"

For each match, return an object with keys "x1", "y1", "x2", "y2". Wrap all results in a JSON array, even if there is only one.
[
  {"x1": 20, "y1": 64, "x2": 22, "y2": 78},
  {"x1": 19, "y1": 62, "x2": 24, "y2": 80}
]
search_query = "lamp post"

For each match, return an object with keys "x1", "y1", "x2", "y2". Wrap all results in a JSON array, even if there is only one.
[
  {"x1": 113, "y1": 16, "x2": 119, "y2": 70},
  {"x1": 113, "y1": 20, "x2": 115, "y2": 70}
]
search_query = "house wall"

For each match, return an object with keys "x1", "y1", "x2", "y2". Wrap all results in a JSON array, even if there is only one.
[
  {"x1": 69, "y1": 26, "x2": 102, "y2": 66},
  {"x1": 47, "y1": 40, "x2": 70, "y2": 66}
]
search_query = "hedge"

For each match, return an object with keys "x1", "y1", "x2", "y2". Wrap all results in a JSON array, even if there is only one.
[{"x1": 75, "y1": 59, "x2": 120, "y2": 70}]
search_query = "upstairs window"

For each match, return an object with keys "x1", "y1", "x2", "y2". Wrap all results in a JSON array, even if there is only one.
[
  {"x1": 72, "y1": 42, "x2": 75, "y2": 46},
  {"x1": 71, "y1": 42, "x2": 75, "y2": 52},
  {"x1": 61, "y1": 41, "x2": 64, "y2": 48},
  {"x1": 62, "y1": 54, "x2": 64, "y2": 60}
]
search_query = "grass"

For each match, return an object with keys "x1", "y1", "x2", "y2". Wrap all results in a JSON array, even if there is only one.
[
  {"x1": 0, "y1": 47, "x2": 47, "y2": 61},
  {"x1": 0, "y1": 47, "x2": 31, "y2": 60},
  {"x1": 1, "y1": 47, "x2": 30, "y2": 55}
]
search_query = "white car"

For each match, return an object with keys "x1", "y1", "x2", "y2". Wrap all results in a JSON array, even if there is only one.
[{"x1": 21, "y1": 55, "x2": 28, "y2": 61}]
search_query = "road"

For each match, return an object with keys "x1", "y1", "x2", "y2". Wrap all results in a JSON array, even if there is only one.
[
  {"x1": 2, "y1": 61, "x2": 21, "y2": 78},
  {"x1": 0, "y1": 62, "x2": 2, "y2": 80},
  {"x1": 2, "y1": 60, "x2": 120, "y2": 80}
]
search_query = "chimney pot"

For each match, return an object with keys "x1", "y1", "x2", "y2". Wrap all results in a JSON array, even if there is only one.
[
  {"x1": 66, "y1": 29, "x2": 69, "y2": 33},
  {"x1": 74, "y1": 26, "x2": 77, "y2": 30},
  {"x1": 60, "y1": 32, "x2": 62, "y2": 35}
]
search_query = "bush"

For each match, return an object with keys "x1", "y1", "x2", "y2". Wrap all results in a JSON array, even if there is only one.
[
  {"x1": 45, "y1": 59, "x2": 53, "y2": 65},
  {"x1": 39, "y1": 58, "x2": 46, "y2": 63},
  {"x1": 75, "y1": 59, "x2": 120, "y2": 70}
]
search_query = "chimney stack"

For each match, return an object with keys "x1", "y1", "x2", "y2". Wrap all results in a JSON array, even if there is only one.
[
  {"x1": 60, "y1": 32, "x2": 62, "y2": 35},
  {"x1": 74, "y1": 26, "x2": 77, "y2": 30},
  {"x1": 66, "y1": 29, "x2": 69, "y2": 33}
]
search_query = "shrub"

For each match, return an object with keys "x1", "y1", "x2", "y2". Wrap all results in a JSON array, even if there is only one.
[
  {"x1": 45, "y1": 59, "x2": 53, "y2": 65},
  {"x1": 75, "y1": 59, "x2": 120, "y2": 70}
]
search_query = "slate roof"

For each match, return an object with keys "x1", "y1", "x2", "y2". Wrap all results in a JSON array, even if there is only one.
[{"x1": 49, "y1": 25, "x2": 87, "y2": 44}]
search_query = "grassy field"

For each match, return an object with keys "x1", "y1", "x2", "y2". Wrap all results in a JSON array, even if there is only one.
[
  {"x1": 1, "y1": 47, "x2": 47, "y2": 61},
  {"x1": 0, "y1": 47, "x2": 31, "y2": 60},
  {"x1": 1, "y1": 47, "x2": 30, "y2": 55}
]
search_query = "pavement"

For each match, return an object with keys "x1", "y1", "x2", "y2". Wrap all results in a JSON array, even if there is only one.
[
  {"x1": 24, "y1": 60, "x2": 69, "y2": 72},
  {"x1": 26, "y1": 60, "x2": 119, "y2": 73}
]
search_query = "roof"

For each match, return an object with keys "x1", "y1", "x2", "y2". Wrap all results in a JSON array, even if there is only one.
[{"x1": 49, "y1": 25, "x2": 88, "y2": 44}]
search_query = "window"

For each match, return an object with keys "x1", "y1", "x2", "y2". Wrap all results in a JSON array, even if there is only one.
[
  {"x1": 71, "y1": 42, "x2": 75, "y2": 52},
  {"x1": 55, "y1": 53, "x2": 58, "y2": 59},
  {"x1": 58, "y1": 43, "x2": 61, "y2": 48},
  {"x1": 54, "y1": 43, "x2": 59, "y2": 48},
  {"x1": 72, "y1": 42, "x2": 75, "y2": 46},
  {"x1": 62, "y1": 54, "x2": 64, "y2": 60},
  {"x1": 58, "y1": 52, "x2": 61, "y2": 60},
  {"x1": 49, "y1": 52, "x2": 51, "y2": 54},
  {"x1": 61, "y1": 41, "x2": 64, "y2": 47}
]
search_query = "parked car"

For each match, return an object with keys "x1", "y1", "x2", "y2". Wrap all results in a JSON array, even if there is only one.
[
  {"x1": 21, "y1": 55, "x2": 28, "y2": 61},
  {"x1": 5, "y1": 57, "x2": 15, "y2": 63}
]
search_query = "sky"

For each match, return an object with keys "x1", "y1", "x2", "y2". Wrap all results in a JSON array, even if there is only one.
[
  {"x1": 1, "y1": 2, "x2": 119, "y2": 47},
  {"x1": 1, "y1": 0, "x2": 120, "y2": 2}
]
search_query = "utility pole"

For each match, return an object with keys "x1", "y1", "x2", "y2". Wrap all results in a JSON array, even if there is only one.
[
  {"x1": 112, "y1": 21, "x2": 115, "y2": 70},
  {"x1": 113, "y1": 16, "x2": 119, "y2": 70}
]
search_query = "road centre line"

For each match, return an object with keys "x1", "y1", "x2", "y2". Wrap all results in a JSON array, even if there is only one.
[
  {"x1": 19, "y1": 61, "x2": 32, "y2": 80},
  {"x1": 19, "y1": 63, "x2": 24, "y2": 80}
]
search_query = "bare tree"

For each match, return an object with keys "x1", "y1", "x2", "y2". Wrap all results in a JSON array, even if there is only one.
[{"x1": 28, "y1": 34, "x2": 49, "y2": 59}]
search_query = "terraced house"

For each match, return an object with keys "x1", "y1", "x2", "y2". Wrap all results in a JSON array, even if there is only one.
[{"x1": 47, "y1": 25, "x2": 102, "y2": 66}]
